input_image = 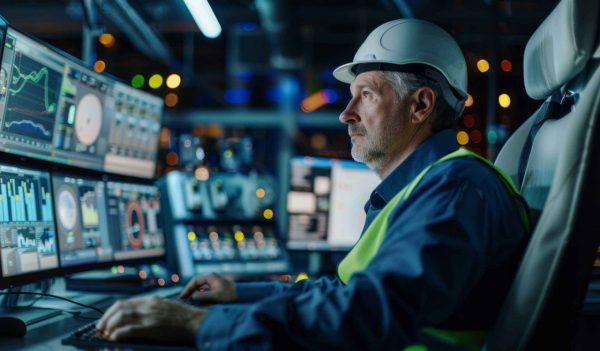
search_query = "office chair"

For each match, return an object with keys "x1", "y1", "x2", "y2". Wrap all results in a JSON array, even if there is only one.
[{"x1": 485, "y1": 0, "x2": 600, "y2": 350}]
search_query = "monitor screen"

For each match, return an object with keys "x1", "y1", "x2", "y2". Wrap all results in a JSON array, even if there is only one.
[
  {"x1": 0, "y1": 28, "x2": 162, "y2": 178},
  {"x1": 106, "y1": 181, "x2": 164, "y2": 260},
  {"x1": 287, "y1": 157, "x2": 380, "y2": 250},
  {"x1": 0, "y1": 163, "x2": 58, "y2": 277},
  {"x1": 52, "y1": 174, "x2": 112, "y2": 267}
]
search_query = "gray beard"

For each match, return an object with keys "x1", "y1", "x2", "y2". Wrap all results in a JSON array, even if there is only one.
[{"x1": 351, "y1": 139, "x2": 387, "y2": 173}]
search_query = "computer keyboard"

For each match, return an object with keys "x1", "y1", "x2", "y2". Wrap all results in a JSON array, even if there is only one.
[
  {"x1": 61, "y1": 291, "x2": 207, "y2": 350},
  {"x1": 62, "y1": 321, "x2": 196, "y2": 350}
]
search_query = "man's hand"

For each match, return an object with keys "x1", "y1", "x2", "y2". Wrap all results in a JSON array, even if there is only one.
[
  {"x1": 96, "y1": 296, "x2": 207, "y2": 343},
  {"x1": 178, "y1": 273, "x2": 237, "y2": 304}
]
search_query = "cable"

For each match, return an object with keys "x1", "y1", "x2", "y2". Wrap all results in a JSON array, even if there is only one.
[{"x1": 0, "y1": 291, "x2": 105, "y2": 315}]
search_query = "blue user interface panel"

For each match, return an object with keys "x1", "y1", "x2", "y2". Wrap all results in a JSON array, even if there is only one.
[
  {"x1": 52, "y1": 174, "x2": 111, "y2": 267},
  {"x1": 0, "y1": 28, "x2": 163, "y2": 178},
  {"x1": 0, "y1": 163, "x2": 57, "y2": 277}
]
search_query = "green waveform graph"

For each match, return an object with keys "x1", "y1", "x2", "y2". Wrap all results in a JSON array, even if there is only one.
[
  {"x1": 3, "y1": 53, "x2": 62, "y2": 142},
  {"x1": 10, "y1": 64, "x2": 57, "y2": 114}
]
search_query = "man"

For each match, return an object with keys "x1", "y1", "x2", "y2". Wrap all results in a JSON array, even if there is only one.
[{"x1": 97, "y1": 19, "x2": 529, "y2": 350}]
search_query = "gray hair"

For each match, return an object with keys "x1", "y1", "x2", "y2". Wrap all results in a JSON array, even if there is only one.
[{"x1": 383, "y1": 71, "x2": 455, "y2": 131}]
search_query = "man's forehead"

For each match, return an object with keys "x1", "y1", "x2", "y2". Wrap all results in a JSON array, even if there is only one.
[{"x1": 350, "y1": 71, "x2": 387, "y2": 90}]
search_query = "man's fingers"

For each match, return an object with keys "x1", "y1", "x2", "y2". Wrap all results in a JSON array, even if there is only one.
[
  {"x1": 103, "y1": 308, "x2": 139, "y2": 336},
  {"x1": 179, "y1": 276, "x2": 208, "y2": 299},
  {"x1": 108, "y1": 324, "x2": 144, "y2": 341},
  {"x1": 97, "y1": 300, "x2": 125, "y2": 330}
]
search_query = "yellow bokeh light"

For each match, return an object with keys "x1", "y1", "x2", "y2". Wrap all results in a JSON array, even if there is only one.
[
  {"x1": 456, "y1": 131, "x2": 470, "y2": 145},
  {"x1": 187, "y1": 232, "x2": 197, "y2": 241},
  {"x1": 234, "y1": 231, "x2": 245, "y2": 242},
  {"x1": 149, "y1": 74, "x2": 163, "y2": 89},
  {"x1": 263, "y1": 209, "x2": 274, "y2": 220},
  {"x1": 476, "y1": 59, "x2": 490, "y2": 73},
  {"x1": 165, "y1": 93, "x2": 178, "y2": 107},
  {"x1": 464, "y1": 94, "x2": 473, "y2": 107},
  {"x1": 98, "y1": 33, "x2": 116, "y2": 48},
  {"x1": 93, "y1": 60, "x2": 106, "y2": 73},
  {"x1": 498, "y1": 93, "x2": 511, "y2": 108},
  {"x1": 256, "y1": 188, "x2": 266, "y2": 199},
  {"x1": 166, "y1": 74, "x2": 182, "y2": 89}
]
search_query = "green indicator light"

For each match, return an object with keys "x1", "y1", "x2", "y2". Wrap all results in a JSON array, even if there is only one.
[{"x1": 131, "y1": 74, "x2": 145, "y2": 88}]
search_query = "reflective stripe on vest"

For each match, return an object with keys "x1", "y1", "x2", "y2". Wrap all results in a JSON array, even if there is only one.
[{"x1": 337, "y1": 148, "x2": 530, "y2": 351}]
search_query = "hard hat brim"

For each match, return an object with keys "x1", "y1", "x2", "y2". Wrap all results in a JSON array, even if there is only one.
[{"x1": 332, "y1": 62, "x2": 356, "y2": 84}]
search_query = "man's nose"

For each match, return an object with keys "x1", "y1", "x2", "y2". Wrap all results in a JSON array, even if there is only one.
[{"x1": 339, "y1": 96, "x2": 360, "y2": 124}]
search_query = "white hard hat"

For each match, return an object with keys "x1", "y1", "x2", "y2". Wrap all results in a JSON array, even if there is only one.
[{"x1": 333, "y1": 19, "x2": 468, "y2": 115}]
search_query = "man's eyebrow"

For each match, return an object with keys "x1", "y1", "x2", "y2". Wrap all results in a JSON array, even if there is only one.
[{"x1": 350, "y1": 80, "x2": 377, "y2": 94}]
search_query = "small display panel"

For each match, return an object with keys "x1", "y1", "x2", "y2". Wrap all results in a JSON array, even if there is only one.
[
  {"x1": 287, "y1": 157, "x2": 380, "y2": 250},
  {"x1": 0, "y1": 164, "x2": 57, "y2": 277},
  {"x1": 52, "y1": 174, "x2": 111, "y2": 267},
  {"x1": 106, "y1": 181, "x2": 164, "y2": 260}
]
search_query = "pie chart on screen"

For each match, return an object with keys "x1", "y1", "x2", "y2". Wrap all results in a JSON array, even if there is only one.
[
  {"x1": 74, "y1": 93, "x2": 102, "y2": 145},
  {"x1": 57, "y1": 187, "x2": 78, "y2": 231}
]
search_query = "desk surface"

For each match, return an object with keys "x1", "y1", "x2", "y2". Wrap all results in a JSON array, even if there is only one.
[{"x1": 0, "y1": 286, "x2": 184, "y2": 351}]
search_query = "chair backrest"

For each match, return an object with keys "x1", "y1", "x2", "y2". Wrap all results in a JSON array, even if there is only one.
[{"x1": 486, "y1": 0, "x2": 600, "y2": 350}]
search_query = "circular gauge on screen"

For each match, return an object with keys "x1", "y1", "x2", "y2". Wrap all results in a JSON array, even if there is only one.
[
  {"x1": 126, "y1": 200, "x2": 145, "y2": 249},
  {"x1": 57, "y1": 187, "x2": 78, "y2": 231},
  {"x1": 75, "y1": 93, "x2": 102, "y2": 145}
]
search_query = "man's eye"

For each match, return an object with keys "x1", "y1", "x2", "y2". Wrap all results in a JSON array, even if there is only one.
[{"x1": 362, "y1": 91, "x2": 371, "y2": 98}]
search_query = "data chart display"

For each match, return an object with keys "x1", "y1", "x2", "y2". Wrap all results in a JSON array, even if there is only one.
[
  {"x1": 106, "y1": 181, "x2": 164, "y2": 261},
  {"x1": 0, "y1": 163, "x2": 58, "y2": 277},
  {"x1": 52, "y1": 174, "x2": 111, "y2": 267},
  {"x1": 0, "y1": 28, "x2": 163, "y2": 178}
]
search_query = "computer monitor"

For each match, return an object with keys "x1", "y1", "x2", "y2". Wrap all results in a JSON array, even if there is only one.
[
  {"x1": 105, "y1": 181, "x2": 164, "y2": 261},
  {"x1": 287, "y1": 156, "x2": 380, "y2": 250},
  {"x1": 52, "y1": 174, "x2": 112, "y2": 267},
  {"x1": 0, "y1": 27, "x2": 162, "y2": 179},
  {"x1": 0, "y1": 163, "x2": 58, "y2": 283}
]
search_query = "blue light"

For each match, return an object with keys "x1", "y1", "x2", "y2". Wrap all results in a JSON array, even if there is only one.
[
  {"x1": 266, "y1": 86, "x2": 281, "y2": 103},
  {"x1": 280, "y1": 77, "x2": 299, "y2": 96},
  {"x1": 224, "y1": 87, "x2": 251, "y2": 105},
  {"x1": 237, "y1": 22, "x2": 258, "y2": 32},
  {"x1": 322, "y1": 88, "x2": 338, "y2": 103}
]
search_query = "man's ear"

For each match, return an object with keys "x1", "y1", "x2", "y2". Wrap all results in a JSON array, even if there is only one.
[{"x1": 410, "y1": 86, "x2": 436, "y2": 124}]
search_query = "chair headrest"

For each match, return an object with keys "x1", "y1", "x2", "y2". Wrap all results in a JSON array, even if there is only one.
[{"x1": 524, "y1": 0, "x2": 599, "y2": 100}]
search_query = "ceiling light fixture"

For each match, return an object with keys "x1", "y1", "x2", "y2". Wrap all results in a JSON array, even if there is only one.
[{"x1": 183, "y1": 0, "x2": 222, "y2": 38}]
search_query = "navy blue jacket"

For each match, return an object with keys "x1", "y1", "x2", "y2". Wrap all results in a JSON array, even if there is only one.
[{"x1": 196, "y1": 129, "x2": 528, "y2": 350}]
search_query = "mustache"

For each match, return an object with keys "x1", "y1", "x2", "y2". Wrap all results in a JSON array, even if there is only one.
[{"x1": 348, "y1": 124, "x2": 366, "y2": 135}]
